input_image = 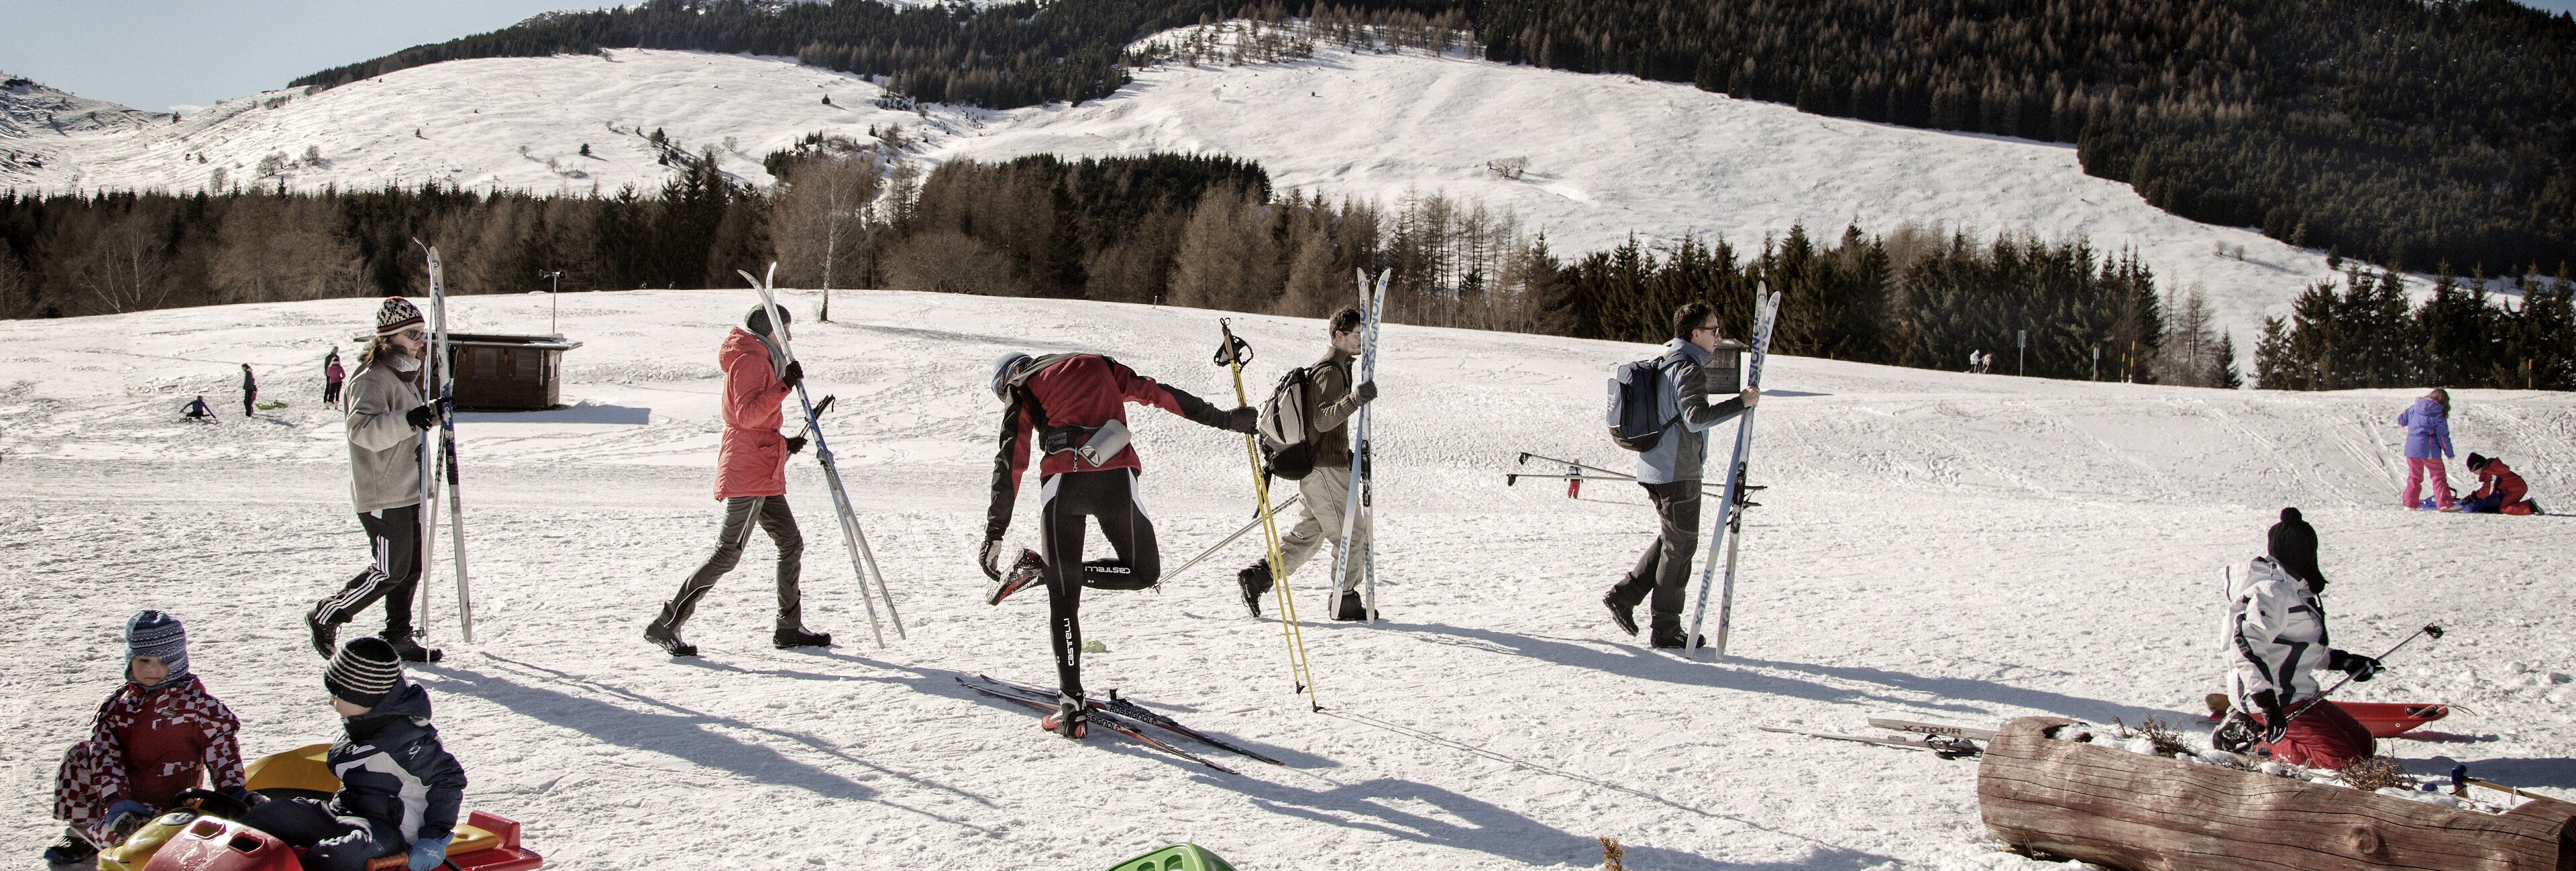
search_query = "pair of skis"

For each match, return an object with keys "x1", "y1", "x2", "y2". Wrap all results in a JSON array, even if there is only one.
[
  {"x1": 741, "y1": 264, "x2": 904, "y2": 646},
  {"x1": 955, "y1": 674, "x2": 1282, "y2": 774},
  {"x1": 1683, "y1": 287, "x2": 1781, "y2": 658},
  {"x1": 1333, "y1": 269, "x2": 1389, "y2": 623},
  {"x1": 414, "y1": 242, "x2": 473, "y2": 644}
]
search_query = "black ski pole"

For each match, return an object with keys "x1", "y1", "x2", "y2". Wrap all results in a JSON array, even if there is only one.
[{"x1": 2282, "y1": 623, "x2": 2443, "y2": 726}]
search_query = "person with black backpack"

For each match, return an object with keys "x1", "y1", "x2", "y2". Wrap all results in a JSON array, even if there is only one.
[
  {"x1": 1605, "y1": 301, "x2": 1759, "y2": 648},
  {"x1": 1235, "y1": 307, "x2": 1381, "y2": 621}
]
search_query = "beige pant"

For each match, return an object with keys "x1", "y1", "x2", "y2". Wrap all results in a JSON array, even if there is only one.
[{"x1": 1276, "y1": 466, "x2": 1371, "y2": 592}]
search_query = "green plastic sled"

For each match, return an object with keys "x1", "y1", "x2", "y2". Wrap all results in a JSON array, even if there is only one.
[{"x1": 1106, "y1": 843, "x2": 1236, "y2": 871}]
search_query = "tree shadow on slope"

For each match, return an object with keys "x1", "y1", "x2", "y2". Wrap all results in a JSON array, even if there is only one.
[
  {"x1": 1378, "y1": 622, "x2": 2159, "y2": 723},
  {"x1": 429, "y1": 656, "x2": 1003, "y2": 834},
  {"x1": 1214, "y1": 772, "x2": 1896, "y2": 870}
]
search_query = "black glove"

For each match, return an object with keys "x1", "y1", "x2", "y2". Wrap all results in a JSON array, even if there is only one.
[
  {"x1": 784, "y1": 436, "x2": 807, "y2": 456},
  {"x1": 780, "y1": 360, "x2": 804, "y2": 388},
  {"x1": 1224, "y1": 406, "x2": 1259, "y2": 433},
  {"x1": 2250, "y1": 689, "x2": 2290, "y2": 744},
  {"x1": 405, "y1": 405, "x2": 437, "y2": 429},
  {"x1": 979, "y1": 539, "x2": 1008, "y2": 580},
  {"x1": 1352, "y1": 380, "x2": 1379, "y2": 405},
  {"x1": 2329, "y1": 649, "x2": 2382, "y2": 682}
]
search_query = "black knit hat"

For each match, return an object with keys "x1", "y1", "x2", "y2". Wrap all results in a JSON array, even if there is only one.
[
  {"x1": 2267, "y1": 507, "x2": 2326, "y2": 589},
  {"x1": 375, "y1": 297, "x2": 424, "y2": 336},
  {"x1": 325, "y1": 637, "x2": 403, "y2": 707},
  {"x1": 745, "y1": 304, "x2": 790, "y2": 336},
  {"x1": 2467, "y1": 452, "x2": 2491, "y2": 472}
]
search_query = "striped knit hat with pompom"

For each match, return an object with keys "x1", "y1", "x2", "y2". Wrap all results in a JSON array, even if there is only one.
[
  {"x1": 375, "y1": 296, "x2": 423, "y2": 337},
  {"x1": 325, "y1": 637, "x2": 403, "y2": 707},
  {"x1": 125, "y1": 610, "x2": 189, "y2": 688}
]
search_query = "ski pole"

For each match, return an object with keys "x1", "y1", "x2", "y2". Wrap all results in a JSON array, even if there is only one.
[
  {"x1": 2284, "y1": 623, "x2": 2444, "y2": 725},
  {"x1": 1164, "y1": 495, "x2": 1301, "y2": 583},
  {"x1": 1218, "y1": 319, "x2": 1320, "y2": 709}
]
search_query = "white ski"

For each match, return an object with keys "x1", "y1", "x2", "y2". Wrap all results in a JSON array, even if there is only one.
[
  {"x1": 421, "y1": 244, "x2": 473, "y2": 642},
  {"x1": 1685, "y1": 287, "x2": 1780, "y2": 658},
  {"x1": 1335, "y1": 268, "x2": 1389, "y2": 623}
]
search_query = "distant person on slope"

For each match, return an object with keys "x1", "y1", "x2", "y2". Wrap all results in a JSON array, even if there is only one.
[
  {"x1": 981, "y1": 350, "x2": 1258, "y2": 738},
  {"x1": 1605, "y1": 301, "x2": 1760, "y2": 650},
  {"x1": 645, "y1": 305, "x2": 827, "y2": 657},
  {"x1": 1968, "y1": 349, "x2": 1982, "y2": 374},
  {"x1": 1235, "y1": 307, "x2": 1381, "y2": 621},
  {"x1": 240, "y1": 364, "x2": 259, "y2": 417},
  {"x1": 305, "y1": 297, "x2": 445, "y2": 664},
  {"x1": 43, "y1": 611, "x2": 247, "y2": 867},
  {"x1": 324, "y1": 348, "x2": 347, "y2": 409},
  {"x1": 2397, "y1": 388, "x2": 2457, "y2": 511},
  {"x1": 2462, "y1": 453, "x2": 2539, "y2": 515},
  {"x1": 2214, "y1": 507, "x2": 2381, "y2": 768},
  {"x1": 182, "y1": 395, "x2": 213, "y2": 421}
]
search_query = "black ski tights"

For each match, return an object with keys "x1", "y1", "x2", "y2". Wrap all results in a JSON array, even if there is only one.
[{"x1": 1039, "y1": 469, "x2": 1161, "y2": 699}]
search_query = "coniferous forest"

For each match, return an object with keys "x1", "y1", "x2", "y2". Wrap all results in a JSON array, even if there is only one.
[{"x1": 289, "y1": 0, "x2": 2576, "y2": 278}]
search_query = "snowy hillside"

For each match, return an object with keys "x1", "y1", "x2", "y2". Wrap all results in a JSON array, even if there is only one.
[
  {"x1": 3, "y1": 289, "x2": 2571, "y2": 870},
  {"x1": 7, "y1": 40, "x2": 2357, "y2": 353}
]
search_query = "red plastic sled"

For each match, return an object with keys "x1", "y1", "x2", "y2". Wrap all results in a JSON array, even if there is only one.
[
  {"x1": 2332, "y1": 701, "x2": 2451, "y2": 738},
  {"x1": 141, "y1": 810, "x2": 542, "y2": 871}
]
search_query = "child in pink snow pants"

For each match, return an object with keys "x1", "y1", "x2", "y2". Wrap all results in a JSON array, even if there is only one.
[{"x1": 2397, "y1": 388, "x2": 2456, "y2": 511}]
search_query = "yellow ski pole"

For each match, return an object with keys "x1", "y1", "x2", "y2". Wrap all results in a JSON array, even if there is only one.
[{"x1": 1217, "y1": 319, "x2": 1320, "y2": 710}]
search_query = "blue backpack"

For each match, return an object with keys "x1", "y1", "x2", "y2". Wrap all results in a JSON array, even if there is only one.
[{"x1": 1606, "y1": 355, "x2": 1676, "y2": 452}]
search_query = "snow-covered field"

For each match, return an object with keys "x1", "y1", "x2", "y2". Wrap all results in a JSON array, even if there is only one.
[
  {"x1": 3, "y1": 288, "x2": 2571, "y2": 870},
  {"x1": 5, "y1": 40, "x2": 2351, "y2": 353}
]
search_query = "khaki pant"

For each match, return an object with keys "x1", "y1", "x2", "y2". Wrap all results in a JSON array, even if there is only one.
[{"x1": 1276, "y1": 466, "x2": 1371, "y2": 593}]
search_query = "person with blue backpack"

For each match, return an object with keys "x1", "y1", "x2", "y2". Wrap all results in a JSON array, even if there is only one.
[{"x1": 1603, "y1": 301, "x2": 1760, "y2": 648}]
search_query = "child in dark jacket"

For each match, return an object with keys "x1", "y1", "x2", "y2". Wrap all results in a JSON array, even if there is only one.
[
  {"x1": 239, "y1": 637, "x2": 468, "y2": 871},
  {"x1": 46, "y1": 611, "x2": 248, "y2": 865}
]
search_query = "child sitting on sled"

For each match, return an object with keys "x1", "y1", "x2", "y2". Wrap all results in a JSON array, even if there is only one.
[
  {"x1": 237, "y1": 637, "x2": 468, "y2": 871},
  {"x1": 46, "y1": 611, "x2": 250, "y2": 866}
]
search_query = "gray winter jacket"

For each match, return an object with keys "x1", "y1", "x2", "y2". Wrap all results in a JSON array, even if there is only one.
[
  {"x1": 1634, "y1": 340, "x2": 1748, "y2": 484},
  {"x1": 344, "y1": 354, "x2": 424, "y2": 513},
  {"x1": 1304, "y1": 347, "x2": 1363, "y2": 470}
]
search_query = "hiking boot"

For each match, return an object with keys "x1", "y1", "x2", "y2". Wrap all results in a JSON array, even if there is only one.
[
  {"x1": 1649, "y1": 627, "x2": 1709, "y2": 650},
  {"x1": 644, "y1": 621, "x2": 696, "y2": 657},
  {"x1": 986, "y1": 549, "x2": 1045, "y2": 605},
  {"x1": 2211, "y1": 710, "x2": 2261, "y2": 754},
  {"x1": 1236, "y1": 560, "x2": 1273, "y2": 617},
  {"x1": 1330, "y1": 588, "x2": 1371, "y2": 621},
  {"x1": 773, "y1": 625, "x2": 832, "y2": 649},
  {"x1": 305, "y1": 603, "x2": 338, "y2": 658},
  {"x1": 1603, "y1": 593, "x2": 1639, "y2": 637},
  {"x1": 42, "y1": 828, "x2": 96, "y2": 866},
  {"x1": 381, "y1": 631, "x2": 443, "y2": 663},
  {"x1": 1040, "y1": 693, "x2": 1089, "y2": 739}
]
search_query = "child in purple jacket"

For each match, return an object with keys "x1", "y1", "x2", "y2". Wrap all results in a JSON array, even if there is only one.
[{"x1": 2396, "y1": 388, "x2": 2457, "y2": 511}]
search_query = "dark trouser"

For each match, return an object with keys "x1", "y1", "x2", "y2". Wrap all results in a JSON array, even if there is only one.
[
  {"x1": 317, "y1": 504, "x2": 422, "y2": 637},
  {"x1": 239, "y1": 797, "x2": 402, "y2": 871},
  {"x1": 1609, "y1": 480, "x2": 1703, "y2": 632},
  {"x1": 655, "y1": 495, "x2": 805, "y2": 632},
  {"x1": 243, "y1": 394, "x2": 256, "y2": 416},
  {"x1": 324, "y1": 381, "x2": 342, "y2": 407},
  {"x1": 2461, "y1": 491, "x2": 2504, "y2": 513},
  {"x1": 1039, "y1": 469, "x2": 1162, "y2": 700}
]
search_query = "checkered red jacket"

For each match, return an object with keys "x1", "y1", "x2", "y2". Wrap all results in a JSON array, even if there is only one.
[{"x1": 63, "y1": 676, "x2": 247, "y2": 810}]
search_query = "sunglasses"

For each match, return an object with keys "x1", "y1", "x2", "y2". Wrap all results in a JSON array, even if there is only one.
[{"x1": 396, "y1": 329, "x2": 427, "y2": 342}]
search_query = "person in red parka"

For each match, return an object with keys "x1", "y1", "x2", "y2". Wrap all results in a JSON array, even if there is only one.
[
  {"x1": 981, "y1": 350, "x2": 1258, "y2": 738},
  {"x1": 46, "y1": 611, "x2": 248, "y2": 866},
  {"x1": 2463, "y1": 453, "x2": 2540, "y2": 515},
  {"x1": 645, "y1": 305, "x2": 827, "y2": 656}
]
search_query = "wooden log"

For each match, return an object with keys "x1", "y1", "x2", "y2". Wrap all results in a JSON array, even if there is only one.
[{"x1": 1978, "y1": 716, "x2": 2575, "y2": 871}]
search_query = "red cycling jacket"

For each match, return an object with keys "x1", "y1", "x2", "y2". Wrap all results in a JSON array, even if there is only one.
[{"x1": 985, "y1": 354, "x2": 1227, "y2": 539}]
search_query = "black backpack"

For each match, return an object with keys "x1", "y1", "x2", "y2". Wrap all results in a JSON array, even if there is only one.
[
  {"x1": 1258, "y1": 365, "x2": 1318, "y2": 480},
  {"x1": 1606, "y1": 354, "x2": 1676, "y2": 452}
]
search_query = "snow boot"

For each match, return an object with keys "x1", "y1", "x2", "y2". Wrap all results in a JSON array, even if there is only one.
[
  {"x1": 382, "y1": 630, "x2": 443, "y2": 663},
  {"x1": 986, "y1": 548, "x2": 1045, "y2": 605},
  {"x1": 41, "y1": 828, "x2": 96, "y2": 867},
  {"x1": 644, "y1": 621, "x2": 696, "y2": 657},
  {"x1": 1330, "y1": 588, "x2": 1370, "y2": 621},
  {"x1": 773, "y1": 625, "x2": 832, "y2": 649},
  {"x1": 1649, "y1": 626, "x2": 1709, "y2": 649},
  {"x1": 1236, "y1": 560, "x2": 1273, "y2": 617},
  {"x1": 1603, "y1": 593, "x2": 1640, "y2": 637},
  {"x1": 305, "y1": 603, "x2": 339, "y2": 658},
  {"x1": 1040, "y1": 693, "x2": 1089, "y2": 739}
]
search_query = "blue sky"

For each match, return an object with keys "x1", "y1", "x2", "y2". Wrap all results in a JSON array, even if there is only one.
[{"x1": 5, "y1": 0, "x2": 2574, "y2": 111}]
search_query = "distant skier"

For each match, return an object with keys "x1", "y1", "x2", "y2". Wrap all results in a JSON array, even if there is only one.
[
  {"x1": 644, "y1": 305, "x2": 828, "y2": 657},
  {"x1": 2462, "y1": 453, "x2": 2538, "y2": 515},
  {"x1": 981, "y1": 349, "x2": 1258, "y2": 737},
  {"x1": 1968, "y1": 349, "x2": 1982, "y2": 374},
  {"x1": 305, "y1": 297, "x2": 444, "y2": 664},
  {"x1": 2396, "y1": 388, "x2": 2457, "y2": 511},
  {"x1": 240, "y1": 364, "x2": 258, "y2": 417},
  {"x1": 1604, "y1": 301, "x2": 1760, "y2": 649},
  {"x1": 323, "y1": 348, "x2": 346, "y2": 409},
  {"x1": 1234, "y1": 307, "x2": 1381, "y2": 621},
  {"x1": 181, "y1": 395, "x2": 213, "y2": 421},
  {"x1": 43, "y1": 611, "x2": 246, "y2": 867},
  {"x1": 2214, "y1": 507, "x2": 2381, "y2": 768}
]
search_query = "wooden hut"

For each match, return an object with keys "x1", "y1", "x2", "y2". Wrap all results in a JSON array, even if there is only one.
[
  {"x1": 443, "y1": 334, "x2": 581, "y2": 411},
  {"x1": 1978, "y1": 716, "x2": 2575, "y2": 871}
]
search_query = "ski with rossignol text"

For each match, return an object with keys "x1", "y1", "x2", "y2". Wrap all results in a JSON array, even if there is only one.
[
  {"x1": 955, "y1": 676, "x2": 1240, "y2": 774},
  {"x1": 1684, "y1": 286, "x2": 1780, "y2": 657},
  {"x1": 965, "y1": 673, "x2": 1283, "y2": 765},
  {"x1": 1336, "y1": 269, "x2": 1389, "y2": 622},
  {"x1": 1758, "y1": 726, "x2": 1981, "y2": 758},
  {"x1": 419, "y1": 243, "x2": 474, "y2": 642},
  {"x1": 1867, "y1": 718, "x2": 2000, "y2": 741},
  {"x1": 741, "y1": 265, "x2": 903, "y2": 645}
]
